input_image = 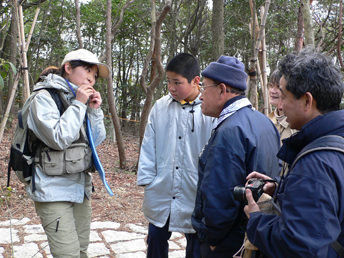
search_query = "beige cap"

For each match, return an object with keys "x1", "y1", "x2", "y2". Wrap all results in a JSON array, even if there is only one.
[{"x1": 61, "y1": 49, "x2": 111, "y2": 78}]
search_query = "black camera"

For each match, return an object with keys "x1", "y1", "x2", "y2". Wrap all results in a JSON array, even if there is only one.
[{"x1": 233, "y1": 178, "x2": 264, "y2": 204}]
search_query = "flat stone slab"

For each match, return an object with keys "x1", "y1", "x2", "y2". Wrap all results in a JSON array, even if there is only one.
[
  {"x1": 24, "y1": 224, "x2": 45, "y2": 234},
  {"x1": 0, "y1": 219, "x2": 187, "y2": 257},
  {"x1": 40, "y1": 242, "x2": 51, "y2": 254},
  {"x1": 116, "y1": 251, "x2": 146, "y2": 258},
  {"x1": 111, "y1": 239, "x2": 146, "y2": 253},
  {"x1": 90, "y1": 230, "x2": 102, "y2": 242},
  {"x1": 177, "y1": 237, "x2": 187, "y2": 248},
  {"x1": 0, "y1": 217, "x2": 30, "y2": 226},
  {"x1": 0, "y1": 228, "x2": 20, "y2": 243},
  {"x1": 170, "y1": 232, "x2": 183, "y2": 240},
  {"x1": 24, "y1": 233, "x2": 47, "y2": 242},
  {"x1": 102, "y1": 230, "x2": 145, "y2": 243},
  {"x1": 126, "y1": 223, "x2": 148, "y2": 234},
  {"x1": 87, "y1": 242, "x2": 110, "y2": 257},
  {"x1": 169, "y1": 250, "x2": 186, "y2": 258},
  {"x1": 13, "y1": 243, "x2": 43, "y2": 258},
  {"x1": 168, "y1": 240, "x2": 182, "y2": 250},
  {"x1": 91, "y1": 221, "x2": 120, "y2": 229},
  {"x1": 0, "y1": 247, "x2": 4, "y2": 258}
]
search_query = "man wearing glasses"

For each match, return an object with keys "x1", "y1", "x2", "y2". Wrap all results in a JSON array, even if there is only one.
[{"x1": 192, "y1": 56, "x2": 281, "y2": 257}]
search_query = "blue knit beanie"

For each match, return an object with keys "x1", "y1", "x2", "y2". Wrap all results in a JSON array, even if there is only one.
[{"x1": 201, "y1": 56, "x2": 248, "y2": 91}]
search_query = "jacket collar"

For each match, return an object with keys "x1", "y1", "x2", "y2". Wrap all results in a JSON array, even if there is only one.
[
  {"x1": 34, "y1": 74, "x2": 75, "y2": 94},
  {"x1": 278, "y1": 110, "x2": 344, "y2": 164},
  {"x1": 222, "y1": 95, "x2": 246, "y2": 109},
  {"x1": 169, "y1": 92, "x2": 202, "y2": 106},
  {"x1": 214, "y1": 96, "x2": 251, "y2": 130}
]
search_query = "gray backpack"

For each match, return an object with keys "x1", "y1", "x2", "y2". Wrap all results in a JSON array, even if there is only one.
[{"x1": 7, "y1": 88, "x2": 65, "y2": 191}]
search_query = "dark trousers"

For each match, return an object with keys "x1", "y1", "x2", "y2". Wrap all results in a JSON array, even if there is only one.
[{"x1": 147, "y1": 218, "x2": 201, "y2": 258}]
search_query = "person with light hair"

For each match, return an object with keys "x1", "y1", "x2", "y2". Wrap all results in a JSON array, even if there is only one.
[{"x1": 267, "y1": 69, "x2": 297, "y2": 144}]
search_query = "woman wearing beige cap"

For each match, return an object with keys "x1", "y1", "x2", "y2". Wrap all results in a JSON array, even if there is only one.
[{"x1": 25, "y1": 49, "x2": 110, "y2": 257}]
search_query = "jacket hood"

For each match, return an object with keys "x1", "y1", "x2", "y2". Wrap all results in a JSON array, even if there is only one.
[
  {"x1": 278, "y1": 110, "x2": 344, "y2": 164},
  {"x1": 33, "y1": 74, "x2": 78, "y2": 94}
]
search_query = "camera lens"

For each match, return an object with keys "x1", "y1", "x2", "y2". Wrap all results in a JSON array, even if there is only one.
[{"x1": 233, "y1": 186, "x2": 246, "y2": 202}]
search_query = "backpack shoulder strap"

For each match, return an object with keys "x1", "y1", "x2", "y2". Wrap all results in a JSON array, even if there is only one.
[
  {"x1": 289, "y1": 135, "x2": 344, "y2": 258},
  {"x1": 7, "y1": 88, "x2": 66, "y2": 189},
  {"x1": 290, "y1": 135, "x2": 344, "y2": 171},
  {"x1": 331, "y1": 241, "x2": 344, "y2": 258},
  {"x1": 38, "y1": 88, "x2": 66, "y2": 115}
]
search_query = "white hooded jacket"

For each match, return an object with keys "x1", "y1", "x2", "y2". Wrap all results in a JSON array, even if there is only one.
[
  {"x1": 26, "y1": 74, "x2": 106, "y2": 203},
  {"x1": 137, "y1": 93, "x2": 213, "y2": 233}
]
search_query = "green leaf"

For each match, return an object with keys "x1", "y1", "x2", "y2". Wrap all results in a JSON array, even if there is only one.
[
  {"x1": 0, "y1": 76, "x2": 4, "y2": 90},
  {"x1": 0, "y1": 71, "x2": 6, "y2": 78},
  {"x1": 9, "y1": 62, "x2": 17, "y2": 74},
  {"x1": 2, "y1": 63, "x2": 9, "y2": 72}
]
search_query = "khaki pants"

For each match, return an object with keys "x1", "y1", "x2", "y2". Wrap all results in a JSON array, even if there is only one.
[{"x1": 35, "y1": 198, "x2": 91, "y2": 258}]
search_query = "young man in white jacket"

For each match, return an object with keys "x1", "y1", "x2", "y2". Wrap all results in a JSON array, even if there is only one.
[{"x1": 137, "y1": 53, "x2": 213, "y2": 258}]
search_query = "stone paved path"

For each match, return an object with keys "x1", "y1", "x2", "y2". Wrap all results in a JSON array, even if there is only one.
[{"x1": 0, "y1": 218, "x2": 186, "y2": 258}]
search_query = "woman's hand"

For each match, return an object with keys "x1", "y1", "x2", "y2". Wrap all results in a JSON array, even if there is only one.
[
  {"x1": 88, "y1": 91, "x2": 102, "y2": 109},
  {"x1": 76, "y1": 84, "x2": 94, "y2": 104},
  {"x1": 246, "y1": 171, "x2": 276, "y2": 196},
  {"x1": 76, "y1": 84, "x2": 102, "y2": 109}
]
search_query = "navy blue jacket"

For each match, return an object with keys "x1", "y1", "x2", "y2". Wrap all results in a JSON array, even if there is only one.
[
  {"x1": 246, "y1": 110, "x2": 344, "y2": 258},
  {"x1": 192, "y1": 97, "x2": 280, "y2": 255}
]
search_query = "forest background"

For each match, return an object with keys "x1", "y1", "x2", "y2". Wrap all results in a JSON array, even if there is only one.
[
  {"x1": 0, "y1": 0, "x2": 343, "y2": 187},
  {"x1": 0, "y1": 1, "x2": 343, "y2": 253}
]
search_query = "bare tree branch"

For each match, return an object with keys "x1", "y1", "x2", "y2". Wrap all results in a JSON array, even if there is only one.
[
  {"x1": 99, "y1": 0, "x2": 135, "y2": 62},
  {"x1": 106, "y1": 0, "x2": 127, "y2": 168},
  {"x1": 139, "y1": 0, "x2": 171, "y2": 148}
]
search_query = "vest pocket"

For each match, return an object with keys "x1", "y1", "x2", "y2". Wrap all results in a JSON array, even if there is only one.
[
  {"x1": 66, "y1": 143, "x2": 91, "y2": 173},
  {"x1": 41, "y1": 143, "x2": 92, "y2": 175},
  {"x1": 42, "y1": 149, "x2": 64, "y2": 175}
]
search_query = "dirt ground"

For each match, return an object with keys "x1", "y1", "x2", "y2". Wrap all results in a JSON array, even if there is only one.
[{"x1": 0, "y1": 120, "x2": 146, "y2": 228}]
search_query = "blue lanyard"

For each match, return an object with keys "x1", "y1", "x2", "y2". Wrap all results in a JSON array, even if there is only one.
[
  {"x1": 65, "y1": 78, "x2": 77, "y2": 97},
  {"x1": 64, "y1": 78, "x2": 113, "y2": 196}
]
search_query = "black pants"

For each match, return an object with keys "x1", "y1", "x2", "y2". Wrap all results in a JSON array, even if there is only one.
[{"x1": 146, "y1": 217, "x2": 201, "y2": 258}]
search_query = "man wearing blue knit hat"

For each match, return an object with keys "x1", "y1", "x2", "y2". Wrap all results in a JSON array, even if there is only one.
[{"x1": 192, "y1": 56, "x2": 281, "y2": 257}]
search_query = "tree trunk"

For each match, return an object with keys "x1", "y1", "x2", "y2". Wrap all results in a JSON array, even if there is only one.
[
  {"x1": 106, "y1": 0, "x2": 127, "y2": 168},
  {"x1": 337, "y1": 0, "x2": 343, "y2": 67},
  {"x1": 33, "y1": 0, "x2": 53, "y2": 81},
  {"x1": 248, "y1": 0, "x2": 270, "y2": 110},
  {"x1": 260, "y1": 6, "x2": 268, "y2": 116},
  {"x1": 139, "y1": 0, "x2": 171, "y2": 148},
  {"x1": 0, "y1": 3, "x2": 40, "y2": 143},
  {"x1": 4, "y1": 0, "x2": 19, "y2": 115},
  {"x1": 212, "y1": 0, "x2": 224, "y2": 61},
  {"x1": 300, "y1": 0, "x2": 314, "y2": 47},
  {"x1": 295, "y1": 6, "x2": 304, "y2": 53},
  {"x1": 75, "y1": 0, "x2": 83, "y2": 49},
  {"x1": 248, "y1": 0, "x2": 258, "y2": 108},
  {"x1": 0, "y1": 74, "x2": 20, "y2": 144},
  {"x1": 18, "y1": 5, "x2": 30, "y2": 101}
]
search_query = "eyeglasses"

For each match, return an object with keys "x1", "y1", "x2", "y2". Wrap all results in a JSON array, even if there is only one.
[{"x1": 199, "y1": 82, "x2": 219, "y2": 93}]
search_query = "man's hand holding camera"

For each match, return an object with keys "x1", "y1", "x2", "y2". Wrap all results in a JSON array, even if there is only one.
[{"x1": 243, "y1": 172, "x2": 277, "y2": 218}]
